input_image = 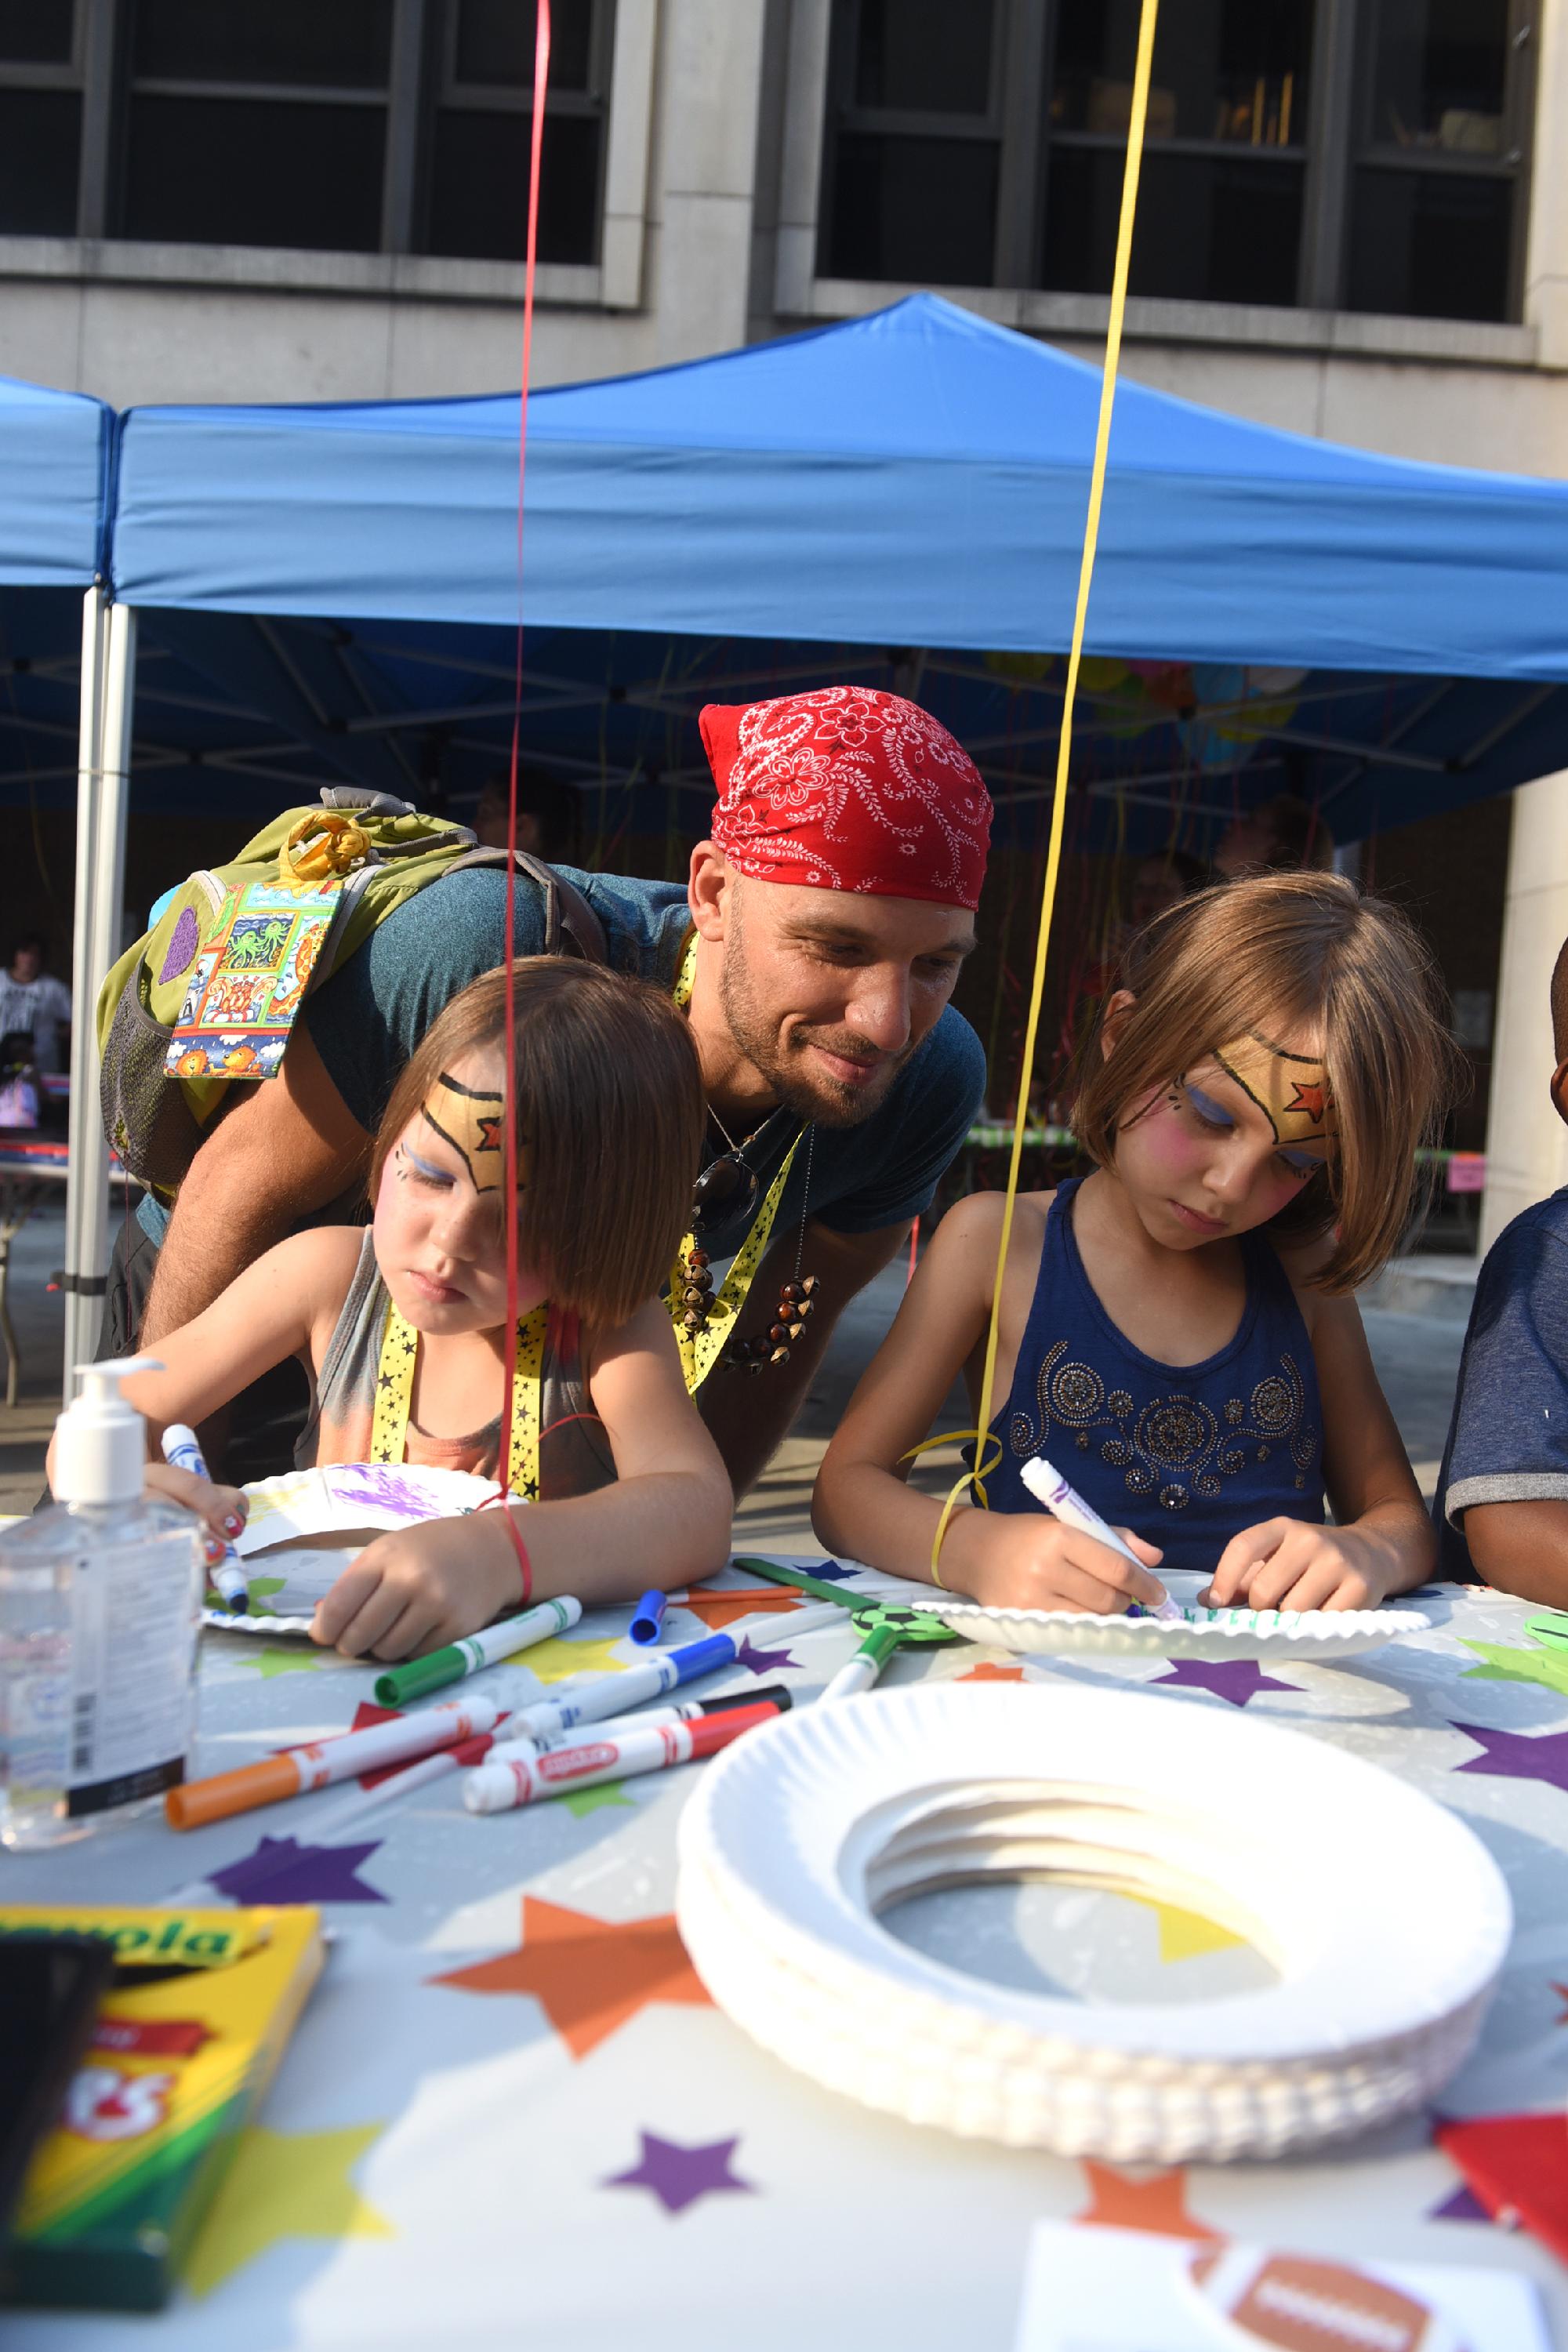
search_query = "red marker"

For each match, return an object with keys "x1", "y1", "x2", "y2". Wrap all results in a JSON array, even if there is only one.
[{"x1": 463, "y1": 1700, "x2": 777, "y2": 1814}]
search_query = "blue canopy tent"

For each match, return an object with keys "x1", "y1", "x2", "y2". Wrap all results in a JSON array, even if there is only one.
[
  {"x1": 70, "y1": 292, "x2": 1568, "y2": 849},
  {"x1": 0, "y1": 372, "x2": 129, "y2": 1379}
]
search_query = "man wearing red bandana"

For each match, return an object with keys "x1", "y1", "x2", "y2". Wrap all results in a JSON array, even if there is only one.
[{"x1": 128, "y1": 684, "x2": 992, "y2": 1495}]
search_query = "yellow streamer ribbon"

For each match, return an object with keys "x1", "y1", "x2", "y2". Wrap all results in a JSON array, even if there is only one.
[
  {"x1": 668, "y1": 933, "x2": 804, "y2": 1394},
  {"x1": 929, "y1": 0, "x2": 1161, "y2": 1587},
  {"x1": 372, "y1": 1297, "x2": 550, "y2": 1499}
]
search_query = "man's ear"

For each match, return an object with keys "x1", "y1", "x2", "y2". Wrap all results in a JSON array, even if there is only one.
[
  {"x1": 1099, "y1": 988, "x2": 1136, "y2": 1062},
  {"x1": 1550, "y1": 1055, "x2": 1568, "y2": 1132},
  {"x1": 688, "y1": 841, "x2": 731, "y2": 943}
]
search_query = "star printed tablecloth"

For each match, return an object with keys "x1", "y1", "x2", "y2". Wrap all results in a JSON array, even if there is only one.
[{"x1": 5, "y1": 1560, "x2": 1568, "y2": 2348}]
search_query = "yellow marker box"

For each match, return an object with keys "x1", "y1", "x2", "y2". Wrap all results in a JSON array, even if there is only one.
[{"x1": 0, "y1": 1903, "x2": 325, "y2": 2313}]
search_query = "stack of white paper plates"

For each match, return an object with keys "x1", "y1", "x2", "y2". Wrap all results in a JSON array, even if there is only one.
[{"x1": 677, "y1": 1686, "x2": 1509, "y2": 2162}]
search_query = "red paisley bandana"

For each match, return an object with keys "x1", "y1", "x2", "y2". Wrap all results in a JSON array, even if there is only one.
[{"x1": 700, "y1": 687, "x2": 992, "y2": 910}]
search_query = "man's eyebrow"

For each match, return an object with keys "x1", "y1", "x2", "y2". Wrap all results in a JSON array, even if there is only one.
[{"x1": 782, "y1": 919, "x2": 977, "y2": 956}]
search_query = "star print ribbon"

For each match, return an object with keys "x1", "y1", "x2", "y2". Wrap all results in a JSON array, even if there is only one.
[
  {"x1": 667, "y1": 934, "x2": 803, "y2": 1394},
  {"x1": 372, "y1": 1297, "x2": 549, "y2": 1498}
]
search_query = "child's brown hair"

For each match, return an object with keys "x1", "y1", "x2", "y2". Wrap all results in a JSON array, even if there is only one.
[
  {"x1": 1073, "y1": 871, "x2": 1463, "y2": 1293},
  {"x1": 371, "y1": 957, "x2": 703, "y2": 1329}
]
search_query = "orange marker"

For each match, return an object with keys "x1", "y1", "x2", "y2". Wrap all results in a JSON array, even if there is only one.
[{"x1": 165, "y1": 1693, "x2": 506, "y2": 1830}]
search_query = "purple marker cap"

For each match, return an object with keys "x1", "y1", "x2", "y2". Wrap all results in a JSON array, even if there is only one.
[{"x1": 630, "y1": 1588, "x2": 668, "y2": 1646}]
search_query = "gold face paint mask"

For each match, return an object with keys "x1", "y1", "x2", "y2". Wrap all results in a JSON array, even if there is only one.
[
  {"x1": 419, "y1": 1072, "x2": 513, "y2": 1192},
  {"x1": 1211, "y1": 1032, "x2": 1336, "y2": 1167}
]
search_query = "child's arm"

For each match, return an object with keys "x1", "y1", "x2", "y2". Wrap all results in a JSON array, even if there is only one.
[
  {"x1": 1206, "y1": 1283, "x2": 1433, "y2": 1611},
  {"x1": 313, "y1": 1299, "x2": 733, "y2": 1660},
  {"x1": 1465, "y1": 1501, "x2": 1568, "y2": 1606},
  {"x1": 812, "y1": 1196, "x2": 1166, "y2": 1612},
  {"x1": 48, "y1": 1229, "x2": 358, "y2": 1479}
]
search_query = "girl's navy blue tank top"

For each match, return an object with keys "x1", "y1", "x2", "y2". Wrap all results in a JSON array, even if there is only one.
[{"x1": 982, "y1": 1178, "x2": 1325, "y2": 1575}]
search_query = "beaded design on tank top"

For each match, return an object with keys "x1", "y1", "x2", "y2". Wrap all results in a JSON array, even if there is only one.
[{"x1": 982, "y1": 1179, "x2": 1325, "y2": 1575}]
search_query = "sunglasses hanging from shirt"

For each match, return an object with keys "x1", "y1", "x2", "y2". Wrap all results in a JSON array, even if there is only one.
[{"x1": 669, "y1": 936, "x2": 818, "y2": 1391}]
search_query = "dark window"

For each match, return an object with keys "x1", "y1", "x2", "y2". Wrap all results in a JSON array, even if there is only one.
[
  {"x1": 422, "y1": 0, "x2": 611, "y2": 265},
  {"x1": 0, "y1": 0, "x2": 612, "y2": 264},
  {"x1": 0, "y1": 0, "x2": 74, "y2": 65},
  {"x1": 0, "y1": 87, "x2": 82, "y2": 232},
  {"x1": 818, "y1": 0, "x2": 1533, "y2": 323},
  {"x1": 123, "y1": 96, "x2": 387, "y2": 252}
]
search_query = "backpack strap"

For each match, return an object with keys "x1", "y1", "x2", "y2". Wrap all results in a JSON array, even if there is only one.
[{"x1": 445, "y1": 848, "x2": 609, "y2": 967}]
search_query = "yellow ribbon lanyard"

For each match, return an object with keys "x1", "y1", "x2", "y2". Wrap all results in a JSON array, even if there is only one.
[
  {"x1": 371, "y1": 1298, "x2": 551, "y2": 1500},
  {"x1": 669, "y1": 935, "x2": 803, "y2": 1395},
  {"x1": 921, "y1": 0, "x2": 1161, "y2": 1587}
]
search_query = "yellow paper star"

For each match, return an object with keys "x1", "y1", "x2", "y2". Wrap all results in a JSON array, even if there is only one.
[
  {"x1": 1129, "y1": 1894, "x2": 1245, "y2": 1962},
  {"x1": 521, "y1": 1634, "x2": 628, "y2": 1686},
  {"x1": 184, "y1": 2122, "x2": 393, "y2": 2299}
]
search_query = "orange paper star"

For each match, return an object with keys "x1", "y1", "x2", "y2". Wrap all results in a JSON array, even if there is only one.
[
  {"x1": 956, "y1": 1661, "x2": 1025, "y2": 1683},
  {"x1": 677, "y1": 1588, "x2": 805, "y2": 1631},
  {"x1": 428, "y1": 1896, "x2": 713, "y2": 2059},
  {"x1": 1076, "y1": 2160, "x2": 1221, "y2": 2240}
]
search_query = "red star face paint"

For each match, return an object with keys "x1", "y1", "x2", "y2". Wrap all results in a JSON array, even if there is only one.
[
  {"x1": 1213, "y1": 1032, "x2": 1337, "y2": 1171},
  {"x1": 419, "y1": 1072, "x2": 513, "y2": 1193}
]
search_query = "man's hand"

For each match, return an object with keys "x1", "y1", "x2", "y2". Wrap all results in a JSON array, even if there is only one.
[
  {"x1": 697, "y1": 1218, "x2": 908, "y2": 1498},
  {"x1": 142, "y1": 1022, "x2": 369, "y2": 1342}
]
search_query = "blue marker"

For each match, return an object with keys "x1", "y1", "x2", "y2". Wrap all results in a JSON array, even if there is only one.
[
  {"x1": 629, "y1": 1588, "x2": 668, "y2": 1646},
  {"x1": 162, "y1": 1422, "x2": 249, "y2": 1614},
  {"x1": 504, "y1": 1633, "x2": 739, "y2": 1746}
]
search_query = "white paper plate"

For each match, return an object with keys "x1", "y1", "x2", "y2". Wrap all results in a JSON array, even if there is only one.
[
  {"x1": 900, "y1": 1578, "x2": 1429, "y2": 1661},
  {"x1": 203, "y1": 1462, "x2": 501, "y2": 1632},
  {"x1": 677, "y1": 1684, "x2": 1509, "y2": 2162}
]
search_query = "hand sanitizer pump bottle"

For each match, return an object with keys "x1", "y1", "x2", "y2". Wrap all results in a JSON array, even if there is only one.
[{"x1": 0, "y1": 1357, "x2": 204, "y2": 1849}]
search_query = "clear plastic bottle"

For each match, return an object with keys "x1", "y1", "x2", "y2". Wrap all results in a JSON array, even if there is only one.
[{"x1": 0, "y1": 1357, "x2": 203, "y2": 1849}]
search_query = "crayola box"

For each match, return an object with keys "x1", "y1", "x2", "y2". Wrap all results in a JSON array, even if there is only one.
[{"x1": 0, "y1": 1902, "x2": 325, "y2": 2312}]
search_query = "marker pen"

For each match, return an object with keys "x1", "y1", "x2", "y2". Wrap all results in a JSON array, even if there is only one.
[
  {"x1": 373, "y1": 1594, "x2": 583, "y2": 1706},
  {"x1": 820, "y1": 1621, "x2": 902, "y2": 1702},
  {"x1": 1020, "y1": 1454, "x2": 1181, "y2": 1621},
  {"x1": 162, "y1": 1422, "x2": 248, "y2": 1613},
  {"x1": 165, "y1": 1692, "x2": 506, "y2": 1829},
  {"x1": 629, "y1": 1588, "x2": 668, "y2": 1645},
  {"x1": 463, "y1": 1700, "x2": 779, "y2": 1815},
  {"x1": 495, "y1": 1631, "x2": 741, "y2": 1747},
  {"x1": 487, "y1": 1682, "x2": 792, "y2": 1768}
]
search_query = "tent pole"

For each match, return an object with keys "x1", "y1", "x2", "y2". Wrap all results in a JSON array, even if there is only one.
[{"x1": 61, "y1": 595, "x2": 137, "y2": 1393}]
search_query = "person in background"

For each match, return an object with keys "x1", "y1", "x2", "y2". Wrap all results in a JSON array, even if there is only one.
[
  {"x1": 473, "y1": 770, "x2": 578, "y2": 862},
  {"x1": 1214, "y1": 793, "x2": 1334, "y2": 880},
  {"x1": 0, "y1": 932, "x2": 71, "y2": 1075},
  {"x1": 1130, "y1": 847, "x2": 1208, "y2": 930},
  {"x1": 1434, "y1": 932, "x2": 1568, "y2": 1602}
]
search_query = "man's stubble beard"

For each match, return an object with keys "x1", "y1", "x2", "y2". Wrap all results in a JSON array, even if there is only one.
[{"x1": 716, "y1": 928, "x2": 906, "y2": 1132}]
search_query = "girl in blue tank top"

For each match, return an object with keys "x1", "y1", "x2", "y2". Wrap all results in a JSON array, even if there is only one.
[{"x1": 816, "y1": 873, "x2": 1459, "y2": 1617}]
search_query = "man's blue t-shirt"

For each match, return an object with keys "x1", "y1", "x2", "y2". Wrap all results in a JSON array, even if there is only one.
[
  {"x1": 1433, "y1": 1185, "x2": 1568, "y2": 1580},
  {"x1": 296, "y1": 866, "x2": 985, "y2": 1256}
]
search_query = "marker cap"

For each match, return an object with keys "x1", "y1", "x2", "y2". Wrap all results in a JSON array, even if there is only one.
[
  {"x1": 375, "y1": 1645, "x2": 466, "y2": 1708},
  {"x1": 165, "y1": 1752, "x2": 299, "y2": 1831}
]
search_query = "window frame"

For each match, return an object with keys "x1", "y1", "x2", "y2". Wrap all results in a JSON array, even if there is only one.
[
  {"x1": 811, "y1": 0, "x2": 1538, "y2": 325},
  {"x1": 0, "y1": 0, "x2": 631, "y2": 281}
]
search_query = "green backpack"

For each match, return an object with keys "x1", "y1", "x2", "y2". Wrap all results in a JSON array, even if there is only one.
[{"x1": 98, "y1": 786, "x2": 604, "y2": 1195}]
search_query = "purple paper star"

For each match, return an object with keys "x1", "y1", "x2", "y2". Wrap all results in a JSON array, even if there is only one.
[
  {"x1": 1450, "y1": 1720, "x2": 1568, "y2": 1795},
  {"x1": 1431, "y1": 2182, "x2": 1491, "y2": 2223},
  {"x1": 1154, "y1": 1658, "x2": 1294, "y2": 1708},
  {"x1": 604, "y1": 2130, "x2": 754, "y2": 2216},
  {"x1": 208, "y1": 1834, "x2": 389, "y2": 1905},
  {"x1": 735, "y1": 1634, "x2": 798, "y2": 1675}
]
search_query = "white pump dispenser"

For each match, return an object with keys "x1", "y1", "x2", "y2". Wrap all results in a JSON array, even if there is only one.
[
  {"x1": 0, "y1": 1356, "x2": 204, "y2": 1848},
  {"x1": 53, "y1": 1355, "x2": 165, "y2": 1505}
]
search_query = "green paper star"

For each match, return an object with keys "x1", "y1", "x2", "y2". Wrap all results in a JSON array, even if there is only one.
[
  {"x1": 243, "y1": 1643, "x2": 326, "y2": 1678},
  {"x1": 1460, "y1": 1639, "x2": 1568, "y2": 1699},
  {"x1": 561, "y1": 1780, "x2": 634, "y2": 1818}
]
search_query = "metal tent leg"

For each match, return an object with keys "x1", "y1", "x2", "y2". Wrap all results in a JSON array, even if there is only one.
[{"x1": 62, "y1": 590, "x2": 137, "y2": 1397}]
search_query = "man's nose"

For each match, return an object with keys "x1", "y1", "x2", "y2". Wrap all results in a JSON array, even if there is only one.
[{"x1": 844, "y1": 967, "x2": 913, "y2": 1055}]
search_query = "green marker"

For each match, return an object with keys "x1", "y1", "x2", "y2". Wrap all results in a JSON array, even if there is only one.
[{"x1": 374, "y1": 1595, "x2": 582, "y2": 1707}]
